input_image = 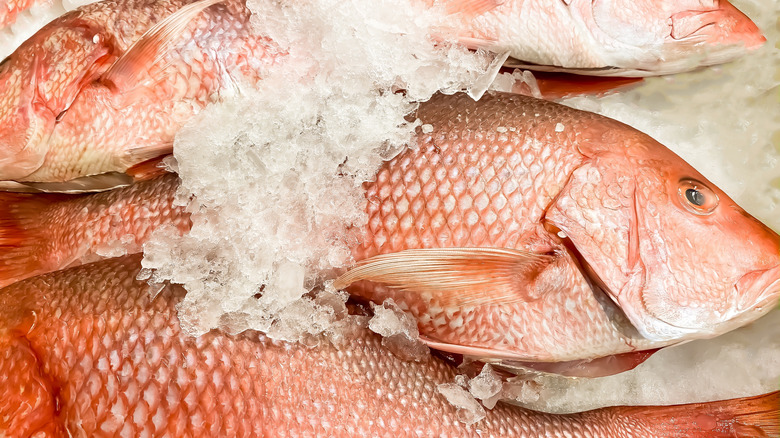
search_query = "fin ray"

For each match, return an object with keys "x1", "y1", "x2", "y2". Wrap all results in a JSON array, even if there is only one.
[{"x1": 335, "y1": 247, "x2": 554, "y2": 307}]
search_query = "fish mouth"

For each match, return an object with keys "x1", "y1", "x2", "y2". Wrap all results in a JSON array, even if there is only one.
[
  {"x1": 735, "y1": 266, "x2": 780, "y2": 313},
  {"x1": 645, "y1": 266, "x2": 780, "y2": 339},
  {"x1": 669, "y1": 0, "x2": 765, "y2": 49}
]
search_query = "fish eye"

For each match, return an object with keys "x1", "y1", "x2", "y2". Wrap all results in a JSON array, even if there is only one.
[{"x1": 678, "y1": 179, "x2": 718, "y2": 215}]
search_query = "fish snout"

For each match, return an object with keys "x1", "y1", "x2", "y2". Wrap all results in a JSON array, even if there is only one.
[
  {"x1": 670, "y1": 0, "x2": 766, "y2": 50},
  {"x1": 715, "y1": 0, "x2": 766, "y2": 49},
  {"x1": 736, "y1": 265, "x2": 780, "y2": 314}
]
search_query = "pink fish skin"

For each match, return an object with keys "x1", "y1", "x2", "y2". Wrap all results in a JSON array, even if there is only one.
[
  {"x1": 0, "y1": 0, "x2": 279, "y2": 189},
  {"x1": 0, "y1": 255, "x2": 777, "y2": 437},
  {"x1": 0, "y1": 172, "x2": 189, "y2": 288},
  {"x1": 337, "y1": 92, "x2": 780, "y2": 364},
  {"x1": 444, "y1": 0, "x2": 766, "y2": 76}
]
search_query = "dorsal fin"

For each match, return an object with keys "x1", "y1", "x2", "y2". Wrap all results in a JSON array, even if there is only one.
[{"x1": 101, "y1": 0, "x2": 225, "y2": 92}]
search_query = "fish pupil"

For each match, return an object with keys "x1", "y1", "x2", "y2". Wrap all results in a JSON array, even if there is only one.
[{"x1": 685, "y1": 188, "x2": 704, "y2": 206}]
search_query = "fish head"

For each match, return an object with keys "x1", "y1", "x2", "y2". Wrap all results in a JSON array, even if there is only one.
[
  {"x1": 0, "y1": 18, "x2": 111, "y2": 180},
  {"x1": 546, "y1": 130, "x2": 780, "y2": 342},
  {"x1": 588, "y1": 0, "x2": 765, "y2": 75}
]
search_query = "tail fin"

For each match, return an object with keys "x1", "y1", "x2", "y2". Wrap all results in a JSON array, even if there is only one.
[
  {"x1": 0, "y1": 192, "x2": 64, "y2": 289},
  {"x1": 629, "y1": 391, "x2": 779, "y2": 438}
]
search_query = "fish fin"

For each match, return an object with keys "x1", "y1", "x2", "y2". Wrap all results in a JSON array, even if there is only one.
[
  {"x1": 100, "y1": 0, "x2": 225, "y2": 92},
  {"x1": 495, "y1": 349, "x2": 661, "y2": 378},
  {"x1": 630, "y1": 391, "x2": 779, "y2": 438},
  {"x1": 0, "y1": 334, "x2": 64, "y2": 435},
  {"x1": 457, "y1": 36, "x2": 500, "y2": 52},
  {"x1": 502, "y1": 58, "x2": 650, "y2": 77},
  {"x1": 121, "y1": 142, "x2": 174, "y2": 170},
  {"x1": 508, "y1": 71, "x2": 644, "y2": 100},
  {"x1": 444, "y1": 0, "x2": 504, "y2": 18},
  {"x1": 0, "y1": 172, "x2": 134, "y2": 194},
  {"x1": 420, "y1": 335, "x2": 527, "y2": 360},
  {"x1": 125, "y1": 155, "x2": 174, "y2": 181},
  {"x1": 0, "y1": 192, "x2": 66, "y2": 287},
  {"x1": 334, "y1": 247, "x2": 555, "y2": 308}
]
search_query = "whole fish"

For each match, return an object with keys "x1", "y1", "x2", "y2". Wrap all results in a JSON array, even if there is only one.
[
  {"x1": 0, "y1": 0, "x2": 279, "y2": 191},
  {"x1": 0, "y1": 172, "x2": 188, "y2": 288},
  {"x1": 439, "y1": 0, "x2": 765, "y2": 76},
  {"x1": 335, "y1": 92, "x2": 780, "y2": 370},
  {"x1": 0, "y1": 254, "x2": 777, "y2": 437}
]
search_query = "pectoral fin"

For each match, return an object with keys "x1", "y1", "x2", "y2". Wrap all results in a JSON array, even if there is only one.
[
  {"x1": 101, "y1": 0, "x2": 225, "y2": 93},
  {"x1": 444, "y1": 0, "x2": 505, "y2": 18},
  {"x1": 334, "y1": 247, "x2": 555, "y2": 308},
  {"x1": 0, "y1": 172, "x2": 134, "y2": 193}
]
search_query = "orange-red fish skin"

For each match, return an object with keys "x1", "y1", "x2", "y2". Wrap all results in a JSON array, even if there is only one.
[
  {"x1": 0, "y1": 172, "x2": 189, "y2": 288},
  {"x1": 0, "y1": 0, "x2": 281, "y2": 183},
  {"x1": 348, "y1": 91, "x2": 780, "y2": 359},
  {"x1": 0, "y1": 255, "x2": 777, "y2": 437}
]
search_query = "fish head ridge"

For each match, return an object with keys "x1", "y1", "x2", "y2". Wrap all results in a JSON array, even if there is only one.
[{"x1": 545, "y1": 128, "x2": 780, "y2": 342}]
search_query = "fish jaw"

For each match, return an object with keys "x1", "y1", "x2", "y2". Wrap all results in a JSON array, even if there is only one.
[{"x1": 656, "y1": 0, "x2": 766, "y2": 74}]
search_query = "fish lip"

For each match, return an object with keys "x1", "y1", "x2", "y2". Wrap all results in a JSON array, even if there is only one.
[
  {"x1": 644, "y1": 266, "x2": 780, "y2": 339},
  {"x1": 735, "y1": 266, "x2": 780, "y2": 312}
]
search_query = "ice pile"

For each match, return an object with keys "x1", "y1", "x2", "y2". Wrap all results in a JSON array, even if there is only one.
[
  {"x1": 140, "y1": 0, "x2": 494, "y2": 339},
  {"x1": 0, "y1": 0, "x2": 100, "y2": 60}
]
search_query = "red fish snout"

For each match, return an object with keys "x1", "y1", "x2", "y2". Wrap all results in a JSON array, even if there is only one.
[
  {"x1": 670, "y1": 0, "x2": 766, "y2": 50},
  {"x1": 735, "y1": 265, "x2": 780, "y2": 313}
]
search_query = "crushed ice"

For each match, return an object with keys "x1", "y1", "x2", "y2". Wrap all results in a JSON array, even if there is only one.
[
  {"x1": 140, "y1": 0, "x2": 493, "y2": 339},
  {"x1": 368, "y1": 299, "x2": 429, "y2": 361}
]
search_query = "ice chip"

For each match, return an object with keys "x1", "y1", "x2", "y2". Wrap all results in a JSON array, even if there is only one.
[
  {"x1": 436, "y1": 383, "x2": 486, "y2": 425},
  {"x1": 468, "y1": 364, "x2": 503, "y2": 409},
  {"x1": 369, "y1": 299, "x2": 429, "y2": 361}
]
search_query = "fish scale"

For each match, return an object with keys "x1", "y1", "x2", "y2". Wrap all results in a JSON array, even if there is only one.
[
  {"x1": 0, "y1": 254, "x2": 776, "y2": 437},
  {"x1": 0, "y1": 173, "x2": 190, "y2": 288},
  {"x1": 342, "y1": 91, "x2": 780, "y2": 366},
  {"x1": 0, "y1": 0, "x2": 280, "y2": 185},
  {"x1": 351, "y1": 92, "x2": 652, "y2": 362}
]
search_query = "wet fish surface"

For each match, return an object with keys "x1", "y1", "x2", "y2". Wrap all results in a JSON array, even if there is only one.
[
  {"x1": 0, "y1": 0, "x2": 279, "y2": 190},
  {"x1": 436, "y1": 0, "x2": 766, "y2": 76},
  {"x1": 337, "y1": 91, "x2": 780, "y2": 369},
  {"x1": 0, "y1": 254, "x2": 777, "y2": 437},
  {"x1": 0, "y1": 172, "x2": 188, "y2": 288}
]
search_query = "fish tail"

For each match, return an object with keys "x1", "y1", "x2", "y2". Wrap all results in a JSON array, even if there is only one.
[
  {"x1": 626, "y1": 391, "x2": 779, "y2": 437},
  {"x1": 0, "y1": 192, "x2": 61, "y2": 289}
]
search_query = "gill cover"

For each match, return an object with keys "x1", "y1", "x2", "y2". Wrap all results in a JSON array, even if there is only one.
[{"x1": 544, "y1": 155, "x2": 691, "y2": 341}]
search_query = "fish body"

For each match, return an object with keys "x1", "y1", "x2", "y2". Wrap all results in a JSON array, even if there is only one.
[
  {"x1": 440, "y1": 0, "x2": 765, "y2": 76},
  {"x1": 0, "y1": 255, "x2": 777, "y2": 437},
  {"x1": 0, "y1": 172, "x2": 189, "y2": 288},
  {"x1": 338, "y1": 92, "x2": 780, "y2": 364},
  {"x1": 0, "y1": 0, "x2": 279, "y2": 188}
]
